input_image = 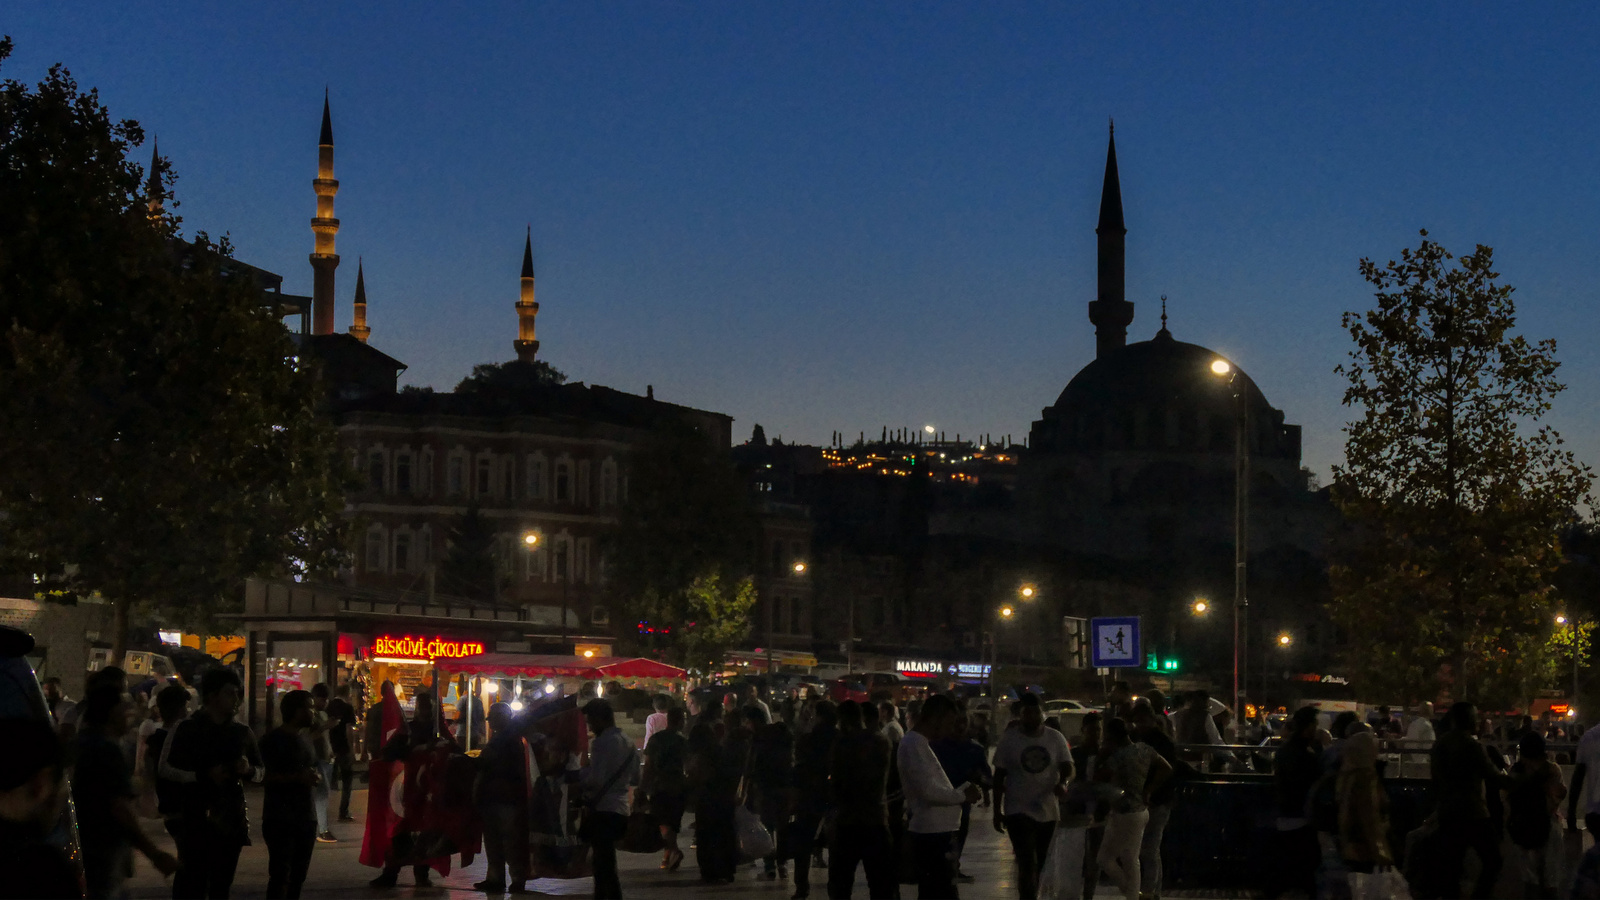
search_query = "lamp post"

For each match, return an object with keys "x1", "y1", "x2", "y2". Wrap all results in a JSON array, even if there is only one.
[
  {"x1": 770, "y1": 560, "x2": 808, "y2": 676},
  {"x1": 1211, "y1": 358, "x2": 1249, "y2": 729},
  {"x1": 1559, "y1": 614, "x2": 1581, "y2": 714}
]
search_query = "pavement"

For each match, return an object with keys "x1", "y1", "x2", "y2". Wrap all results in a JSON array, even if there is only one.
[{"x1": 125, "y1": 785, "x2": 1029, "y2": 900}]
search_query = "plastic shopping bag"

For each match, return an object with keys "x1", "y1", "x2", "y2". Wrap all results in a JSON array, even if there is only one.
[
  {"x1": 1037, "y1": 825, "x2": 1087, "y2": 900},
  {"x1": 1348, "y1": 868, "x2": 1412, "y2": 900},
  {"x1": 735, "y1": 805, "x2": 775, "y2": 862}
]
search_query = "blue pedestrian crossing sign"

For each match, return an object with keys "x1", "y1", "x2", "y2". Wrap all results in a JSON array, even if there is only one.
[{"x1": 1090, "y1": 616, "x2": 1142, "y2": 668}]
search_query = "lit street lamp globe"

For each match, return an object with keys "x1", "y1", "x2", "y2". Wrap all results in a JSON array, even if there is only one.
[
  {"x1": 1192, "y1": 599, "x2": 1209, "y2": 615},
  {"x1": 523, "y1": 532, "x2": 540, "y2": 547},
  {"x1": 793, "y1": 561, "x2": 807, "y2": 575},
  {"x1": 1020, "y1": 585, "x2": 1035, "y2": 599},
  {"x1": 1210, "y1": 359, "x2": 1232, "y2": 376},
  {"x1": 1278, "y1": 633, "x2": 1293, "y2": 647},
  {"x1": 1000, "y1": 606, "x2": 1015, "y2": 619}
]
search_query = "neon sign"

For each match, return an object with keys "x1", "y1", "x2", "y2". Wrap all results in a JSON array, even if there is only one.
[
  {"x1": 896, "y1": 660, "x2": 943, "y2": 678},
  {"x1": 372, "y1": 635, "x2": 486, "y2": 662}
]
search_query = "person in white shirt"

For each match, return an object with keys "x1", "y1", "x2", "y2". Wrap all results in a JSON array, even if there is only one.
[
  {"x1": 993, "y1": 693, "x2": 1073, "y2": 900},
  {"x1": 1403, "y1": 702, "x2": 1437, "y2": 746},
  {"x1": 1568, "y1": 720, "x2": 1600, "y2": 835},
  {"x1": 899, "y1": 694, "x2": 982, "y2": 899},
  {"x1": 880, "y1": 701, "x2": 906, "y2": 744},
  {"x1": 642, "y1": 694, "x2": 670, "y2": 747}
]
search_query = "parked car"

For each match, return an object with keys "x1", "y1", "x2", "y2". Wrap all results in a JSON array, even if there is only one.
[{"x1": 1042, "y1": 698, "x2": 1098, "y2": 738}]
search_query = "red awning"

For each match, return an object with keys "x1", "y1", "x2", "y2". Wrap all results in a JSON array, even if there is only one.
[{"x1": 433, "y1": 653, "x2": 688, "y2": 681}]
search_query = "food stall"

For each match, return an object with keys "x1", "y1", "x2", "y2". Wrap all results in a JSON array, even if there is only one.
[{"x1": 435, "y1": 654, "x2": 689, "y2": 751}]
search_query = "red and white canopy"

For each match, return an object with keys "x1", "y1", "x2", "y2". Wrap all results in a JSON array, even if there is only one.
[{"x1": 434, "y1": 653, "x2": 687, "y2": 681}]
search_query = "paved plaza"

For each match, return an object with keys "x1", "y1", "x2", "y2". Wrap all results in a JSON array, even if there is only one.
[{"x1": 125, "y1": 785, "x2": 1030, "y2": 900}]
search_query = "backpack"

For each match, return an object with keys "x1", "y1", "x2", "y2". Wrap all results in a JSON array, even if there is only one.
[{"x1": 1506, "y1": 762, "x2": 1552, "y2": 848}]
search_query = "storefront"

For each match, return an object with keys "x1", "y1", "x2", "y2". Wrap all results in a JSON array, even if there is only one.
[
  {"x1": 891, "y1": 658, "x2": 992, "y2": 691},
  {"x1": 235, "y1": 578, "x2": 557, "y2": 730}
]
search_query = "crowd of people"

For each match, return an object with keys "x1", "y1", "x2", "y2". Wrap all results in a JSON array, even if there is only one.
[{"x1": 22, "y1": 666, "x2": 1600, "y2": 900}]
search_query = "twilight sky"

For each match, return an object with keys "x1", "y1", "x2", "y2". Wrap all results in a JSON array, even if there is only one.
[{"x1": 7, "y1": 4, "x2": 1600, "y2": 478}]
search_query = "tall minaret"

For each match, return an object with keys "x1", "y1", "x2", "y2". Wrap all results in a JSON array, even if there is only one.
[
  {"x1": 309, "y1": 92, "x2": 340, "y2": 335},
  {"x1": 349, "y1": 258, "x2": 370, "y2": 343},
  {"x1": 513, "y1": 229, "x2": 540, "y2": 362},
  {"x1": 145, "y1": 138, "x2": 163, "y2": 218},
  {"x1": 1088, "y1": 120, "x2": 1133, "y2": 358}
]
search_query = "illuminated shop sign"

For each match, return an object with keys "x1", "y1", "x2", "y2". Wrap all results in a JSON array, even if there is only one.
[
  {"x1": 372, "y1": 635, "x2": 486, "y2": 663},
  {"x1": 947, "y1": 662, "x2": 991, "y2": 680},
  {"x1": 896, "y1": 659, "x2": 943, "y2": 678}
]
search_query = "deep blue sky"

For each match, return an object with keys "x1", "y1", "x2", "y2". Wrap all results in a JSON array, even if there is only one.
[{"x1": 7, "y1": 4, "x2": 1600, "y2": 477}]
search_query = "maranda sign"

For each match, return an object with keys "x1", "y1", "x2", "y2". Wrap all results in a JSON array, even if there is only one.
[{"x1": 373, "y1": 635, "x2": 486, "y2": 661}]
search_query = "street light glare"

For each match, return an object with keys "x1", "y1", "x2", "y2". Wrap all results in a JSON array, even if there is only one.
[
  {"x1": 1000, "y1": 606, "x2": 1014, "y2": 618},
  {"x1": 1192, "y1": 600, "x2": 1209, "y2": 615},
  {"x1": 1278, "y1": 633, "x2": 1293, "y2": 646},
  {"x1": 1210, "y1": 359, "x2": 1232, "y2": 376},
  {"x1": 924, "y1": 425, "x2": 936, "y2": 434},
  {"x1": 1020, "y1": 585, "x2": 1035, "y2": 599},
  {"x1": 523, "y1": 532, "x2": 540, "y2": 546},
  {"x1": 1557, "y1": 614, "x2": 1569, "y2": 625},
  {"x1": 793, "y1": 561, "x2": 807, "y2": 574}
]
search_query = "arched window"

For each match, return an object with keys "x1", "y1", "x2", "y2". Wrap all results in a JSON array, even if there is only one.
[
  {"x1": 395, "y1": 451, "x2": 413, "y2": 494},
  {"x1": 555, "y1": 460, "x2": 572, "y2": 503},
  {"x1": 600, "y1": 459, "x2": 619, "y2": 506},
  {"x1": 365, "y1": 527, "x2": 386, "y2": 573},
  {"x1": 392, "y1": 531, "x2": 412, "y2": 573},
  {"x1": 527, "y1": 453, "x2": 547, "y2": 500}
]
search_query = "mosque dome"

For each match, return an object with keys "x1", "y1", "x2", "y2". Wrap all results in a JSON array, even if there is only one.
[{"x1": 1030, "y1": 326, "x2": 1298, "y2": 460}]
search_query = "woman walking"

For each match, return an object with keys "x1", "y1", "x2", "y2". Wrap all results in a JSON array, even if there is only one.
[{"x1": 1096, "y1": 717, "x2": 1172, "y2": 900}]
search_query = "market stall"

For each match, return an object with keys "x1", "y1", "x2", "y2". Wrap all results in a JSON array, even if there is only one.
[{"x1": 435, "y1": 654, "x2": 689, "y2": 751}]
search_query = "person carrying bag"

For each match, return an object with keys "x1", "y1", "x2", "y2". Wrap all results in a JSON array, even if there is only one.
[{"x1": 574, "y1": 700, "x2": 639, "y2": 900}]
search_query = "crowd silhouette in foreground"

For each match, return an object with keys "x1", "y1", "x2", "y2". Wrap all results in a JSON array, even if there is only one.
[{"x1": 18, "y1": 671, "x2": 1600, "y2": 899}]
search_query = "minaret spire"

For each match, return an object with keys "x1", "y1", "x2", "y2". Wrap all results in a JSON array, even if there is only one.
[
  {"x1": 309, "y1": 90, "x2": 341, "y2": 335},
  {"x1": 513, "y1": 227, "x2": 541, "y2": 362},
  {"x1": 145, "y1": 138, "x2": 163, "y2": 218},
  {"x1": 1088, "y1": 120, "x2": 1133, "y2": 358},
  {"x1": 349, "y1": 258, "x2": 370, "y2": 343}
]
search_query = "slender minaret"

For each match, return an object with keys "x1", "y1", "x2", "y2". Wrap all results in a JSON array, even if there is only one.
[
  {"x1": 1088, "y1": 120, "x2": 1133, "y2": 358},
  {"x1": 310, "y1": 92, "x2": 340, "y2": 335},
  {"x1": 145, "y1": 138, "x2": 163, "y2": 218},
  {"x1": 349, "y1": 258, "x2": 370, "y2": 343},
  {"x1": 513, "y1": 228, "x2": 540, "y2": 362}
]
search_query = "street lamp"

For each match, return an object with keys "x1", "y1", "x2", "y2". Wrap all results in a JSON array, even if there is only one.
[
  {"x1": 793, "y1": 561, "x2": 807, "y2": 575},
  {"x1": 1278, "y1": 632, "x2": 1293, "y2": 648},
  {"x1": 1559, "y1": 614, "x2": 1581, "y2": 712},
  {"x1": 523, "y1": 532, "x2": 540, "y2": 547},
  {"x1": 1020, "y1": 585, "x2": 1036, "y2": 600},
  {"x1": 1000, "y1": 605, "x2": 1015, "y2": 619},
  {"x1": 1211, "y1": 356, "x2": 1249, "y2": 731},
  {"x1": 1192, "y1": 599, "x2": 1210, "y2": 616}
]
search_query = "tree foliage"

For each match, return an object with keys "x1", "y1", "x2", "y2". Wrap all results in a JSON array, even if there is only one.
[
  {"x1": 0, "y1": 42, "x2": 351, "y2": 651},
  {"x1": 603, "y1": 417, "x2": 757, "y2": 670},
  {"x1": 1329, "y1": 232, "x2": 1592, "y2": 707},
  {"x1": 437, "y1": 504, "x2": 500, "y2": 604},
  {"x1": 455, "y1": 360, "x2": 567, "y2": 395}
]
